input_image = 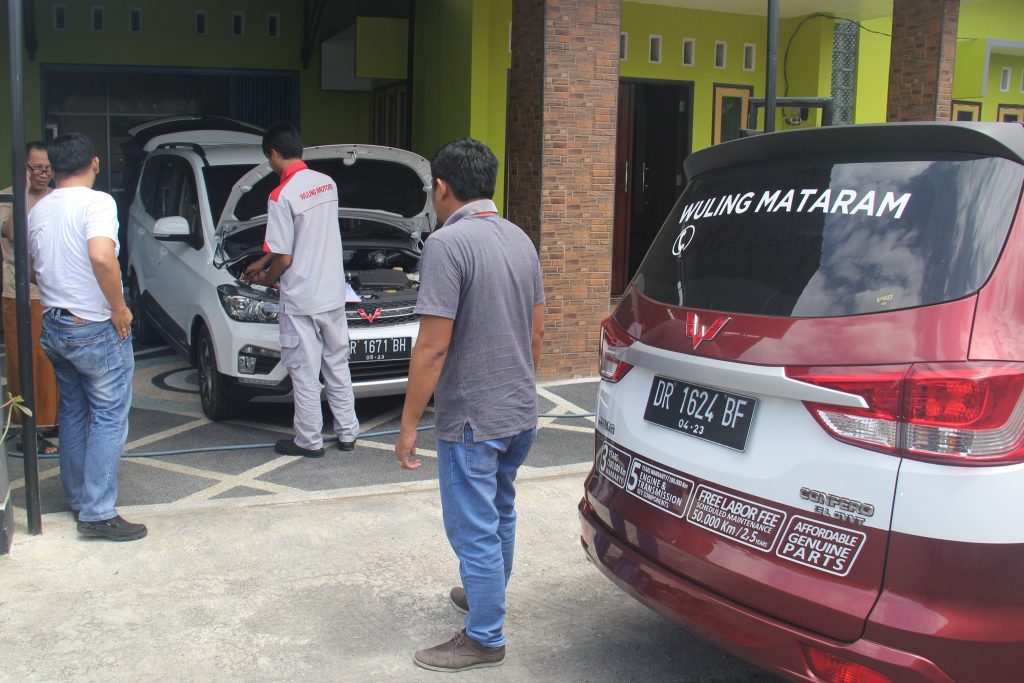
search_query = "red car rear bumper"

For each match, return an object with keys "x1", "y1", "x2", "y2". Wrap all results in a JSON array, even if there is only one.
[{"x1": 579, "y1": 500, "x2": 955, "y2": 683}]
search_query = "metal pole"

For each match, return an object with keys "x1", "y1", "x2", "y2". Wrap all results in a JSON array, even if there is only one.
[
  {"x1": 765, "y1": 0, "x2": 779, "y2": 133},
  {"x1": 404, "y1": 0, "x2": 416, "y2": 150},
  {"x1": 8, "y1": 0, "x2": 42, "y2": 535}
]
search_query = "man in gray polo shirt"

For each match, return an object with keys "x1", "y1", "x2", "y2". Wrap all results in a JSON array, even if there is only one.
[{"x1": 395, "y1": 138, "x2": 545, "y2": 672}]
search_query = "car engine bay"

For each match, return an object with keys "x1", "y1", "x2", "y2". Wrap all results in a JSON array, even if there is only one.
[{"x1": 219, "y1": 222, "x2": 421, "y2": 307}]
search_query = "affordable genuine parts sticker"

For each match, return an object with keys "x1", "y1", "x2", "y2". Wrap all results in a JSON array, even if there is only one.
[
  {"x1": 776, "y1": 516, "x2": 866, "y2": 577},
  {"x1": 685, "y1": 484, "x2": 786, "y2": 552}
]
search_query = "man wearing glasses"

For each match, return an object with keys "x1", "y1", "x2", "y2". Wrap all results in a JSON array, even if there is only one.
[{"x1": 0, "y1": 141, "x2": 60, "y2": 454}]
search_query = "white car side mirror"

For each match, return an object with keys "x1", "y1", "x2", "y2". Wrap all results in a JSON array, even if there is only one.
[{"x1": 153, "y1": 216, "x2": 191, "y2": 241}]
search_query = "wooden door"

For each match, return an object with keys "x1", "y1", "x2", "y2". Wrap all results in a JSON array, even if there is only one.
[
  {"x1": 997, "y1": 104, "x2": 1024, "y2": 123},
  {"x1": 952, "y1": 100, "x2": 981, "y2": 122},
  {"x1": 713, "y1": 84, "x2": 752, "y2": 145}
]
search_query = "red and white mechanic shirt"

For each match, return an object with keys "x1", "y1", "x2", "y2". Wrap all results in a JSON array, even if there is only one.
[{"x1": 263, "y1": 160, "x2": 346, "y2": 316}]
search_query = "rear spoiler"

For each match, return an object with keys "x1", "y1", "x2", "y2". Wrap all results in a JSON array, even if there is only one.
[{"x1": 685, "y1": 122, "x2": 1024, "y2": 179}]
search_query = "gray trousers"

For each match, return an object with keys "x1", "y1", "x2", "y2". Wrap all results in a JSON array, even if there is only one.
[{"x1": 279, "y1": 309, "x2": 360, "y2": 450}]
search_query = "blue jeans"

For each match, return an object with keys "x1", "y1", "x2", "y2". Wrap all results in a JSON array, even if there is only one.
[
  {"x1": 437, "y1": 424, "x2": 537, "y2": 648},
  {"x1": 40, "y1": 309, "x2": 134, "y2": 523}
]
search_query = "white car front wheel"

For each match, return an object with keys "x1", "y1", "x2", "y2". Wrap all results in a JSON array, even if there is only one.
[{"x1": 196, "y1": 325, "x2": 243, "y2": 421}]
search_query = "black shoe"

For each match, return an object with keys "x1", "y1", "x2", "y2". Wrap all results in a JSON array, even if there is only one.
[
  {"x1": 72, "y1": 509, "x2": 79, "y2": 522},
  {"x1": 77, "y1": 515, "x2": 147, "y2": 542},
  {"x1": 337, "y1": 438, "x2": 357, "y2": 452},
  {"x1": 275, "y1": 438, "x2": 325, "y2": 458}
]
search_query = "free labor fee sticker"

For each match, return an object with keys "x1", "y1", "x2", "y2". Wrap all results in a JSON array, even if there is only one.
[{"x1": 685, "y1": 484, "x2": 787, "y2": 552}]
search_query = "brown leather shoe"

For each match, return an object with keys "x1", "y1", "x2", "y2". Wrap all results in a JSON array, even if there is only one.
[
  {"x1": 449, "y1": 586, "x2": 468, "y2": 614},
  {"x1": 413, "y1": 629, "x2": 505, "y2": 672}
]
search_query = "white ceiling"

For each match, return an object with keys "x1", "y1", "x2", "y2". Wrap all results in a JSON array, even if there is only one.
[{"x1": 634, "y1": 0, "x2": 985, "y2": 21}]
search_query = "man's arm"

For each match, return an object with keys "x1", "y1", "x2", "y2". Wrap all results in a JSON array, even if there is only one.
[
  {"x1": 87, "y1": 236, "x2": 132, "y2": 339},
  {"x1": 262, "y1": 252, "x2": 292, "y2": 284},
  {"x1": 395, "y1": 314, "x2": 454, "y2": 470},
  {"x1": 532, "y1": 302, "x2": 545, "y2": 370}
]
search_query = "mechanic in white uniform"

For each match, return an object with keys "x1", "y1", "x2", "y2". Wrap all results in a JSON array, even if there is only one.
[{"x1": 244, "y1": 122, "x2": 359, "y2": 457}]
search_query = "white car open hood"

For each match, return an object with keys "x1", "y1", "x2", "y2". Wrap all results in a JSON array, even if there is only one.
[{"x1": 216, "y1": 144, "x2": 434, "y2": 240}]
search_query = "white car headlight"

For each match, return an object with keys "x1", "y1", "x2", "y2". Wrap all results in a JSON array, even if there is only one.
[{"x1": 217, "y1": 285, "x2": 280, "y2": 324}]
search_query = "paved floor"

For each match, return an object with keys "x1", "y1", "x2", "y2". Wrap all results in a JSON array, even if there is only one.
[
  {"x1": 4, "y1": 344, "x2": 599, "y2": 515},
  {"x1": 1, "y1": 342, "x2": 780, "y2": 682}
]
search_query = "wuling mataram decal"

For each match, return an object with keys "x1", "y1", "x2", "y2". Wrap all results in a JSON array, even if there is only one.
[
  {"x1": 358, "y1": 308, "x2": 383, "y2": 323},
  {"x1": 686, "y1": 312, "x2": 731, "y2": 349},
  {"x1": 670, "y1": 187, "x2": 914, "y2": 256}
]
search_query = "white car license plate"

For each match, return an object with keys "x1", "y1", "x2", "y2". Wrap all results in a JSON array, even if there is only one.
[{"x1": 350, "y1": 337, "x2": 411, "y2": 363}]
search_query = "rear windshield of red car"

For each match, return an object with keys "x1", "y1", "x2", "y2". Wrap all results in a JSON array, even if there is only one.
[{"x1": 633, "y1": 153, "x2": 1024, "y2": 317}]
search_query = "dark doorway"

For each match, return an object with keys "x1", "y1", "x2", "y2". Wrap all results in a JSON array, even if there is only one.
[{"x1": 613, "y1": 80, "x2": 692, "y2": 295}]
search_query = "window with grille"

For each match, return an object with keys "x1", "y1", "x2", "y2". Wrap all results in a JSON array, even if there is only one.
[{"x1": 831, "y1": 22, "x2": 858, "y2": 125}]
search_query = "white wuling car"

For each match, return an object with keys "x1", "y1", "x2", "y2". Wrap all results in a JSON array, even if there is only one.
[{"x1": 126, "y1": 124, "x2": 434, "y2": 420}]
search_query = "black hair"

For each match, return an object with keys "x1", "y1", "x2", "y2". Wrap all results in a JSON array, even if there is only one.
[
  {"x1": 26, "y1": 140, "x2": 47, "y2": 156},
  {"x1": 262, "y1": 122, "x2": 304, "y2": 160},
  {"x1": 430, "y1": 138, "x2": 497, "y2": 201},
  {"x1": 47, "y1": 133, "x2": 96, "y2": 179}
]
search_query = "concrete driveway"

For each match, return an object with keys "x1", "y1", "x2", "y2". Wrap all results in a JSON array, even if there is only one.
[{"x1": 1, "y1": 343, "x2": 780, "y2": 682}]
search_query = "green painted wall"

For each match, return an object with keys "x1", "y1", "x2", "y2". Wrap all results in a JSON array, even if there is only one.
[
  {"x1": 985, "y1": 54, "x2": 1024, "y2": 112},
  {"x1": 406, "y1": 1, "x2": 843, "y2": 209},
  {"x1": 775, "y1": 14, "x2": 835, "y2": 129},
  {"x1": 856, "y1": 0, "x2": 1024, "y2": 124},
  {"x1": 410, "y1": 0, "x2": 510, "y2": 209},
  {"x1": 953, "y1": 37, "x2": 987, "y2": 99},
  {"x1": 620, "y1": 3, "x2": 769, "y2": 150},
  {"x1": 855, "y1": 16, "x2": 891, "y2": 123},
  {"x1": 411, "y1": 0, "x2": 474, "y2": 164},
  {"x1": 356, "y1": 17, "x2": 408, "y2": 80},
  {"x1": 470, "y1": 0, "x2": 512, "y2": 209},
  {"x1": 0, "y1": 0, "x2": 374, "y2": 187},
  {"x1": 956, "y1": 0, "x2": 1024, "y2": 119}
]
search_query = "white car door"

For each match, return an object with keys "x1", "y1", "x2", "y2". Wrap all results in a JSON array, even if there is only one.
[{"x1": 149, "y1": 157, "x2": 210, "y2": 349}]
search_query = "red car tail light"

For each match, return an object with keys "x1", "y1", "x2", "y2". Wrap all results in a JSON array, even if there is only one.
[
  {"x1": 786, "y1": 362, "x2": 1024, "y2": 466},
  {"x1": 803, "y1": 646, "x2": 893, "y2": 683},
  {"x1": 599, "y1": 317, "x2": 635, "y2": 382}
]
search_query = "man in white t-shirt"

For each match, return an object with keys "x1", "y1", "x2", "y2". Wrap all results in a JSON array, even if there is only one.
[
  {"x1": 29, "y1": 132, "x2": 146, "y2": 542},
  {"x1": 243, "y1": 123, "x2": 359, "y2": 457}
]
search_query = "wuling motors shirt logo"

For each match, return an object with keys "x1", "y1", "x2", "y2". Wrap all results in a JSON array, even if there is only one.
[
  {"x1": 686, "y1": 313, "x2": 731, "y2": 349},
  {"x1": 359, "y1": 308, "x2": 383, "y2": 324}
]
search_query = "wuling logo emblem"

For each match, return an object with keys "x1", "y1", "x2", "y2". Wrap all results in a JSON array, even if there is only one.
[
  {"x1": 685, "y1": 313, "x2": 731, "y2": 350},
  {"x1": 358, "y1": 308, "x2": 383, "y2": 324}
]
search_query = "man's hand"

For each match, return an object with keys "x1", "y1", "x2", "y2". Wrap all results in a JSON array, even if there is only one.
[
  {"x1": 112, "y1": 305, "x2": 133, "y2": 340},
  {"x1": 243, "y1": 254, "x2": 272, "y2": 284},
  {"x1": 395, "y1": 426, "x2": 422, "y2": 470}
]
